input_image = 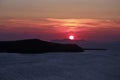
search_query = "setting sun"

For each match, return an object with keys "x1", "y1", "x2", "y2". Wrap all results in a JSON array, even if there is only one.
[{"x1": 69, "y1": 35, "x2": 74, "y2": 40}]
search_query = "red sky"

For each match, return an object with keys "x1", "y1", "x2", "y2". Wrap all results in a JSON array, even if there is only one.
[
  {"x1": 0, "y1": 0, "x2": 120, "y2": 42},
  {"x1": 0, "y1": 18, "x2": 120, "y2": 42}
]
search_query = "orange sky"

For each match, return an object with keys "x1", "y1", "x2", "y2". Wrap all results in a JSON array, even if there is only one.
[{"x1": 0, "y1": 0, "x2": 120, "y2": 19}]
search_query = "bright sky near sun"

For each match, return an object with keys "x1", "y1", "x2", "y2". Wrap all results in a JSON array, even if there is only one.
[{"x1": 0, "y1": 0, "x2": 120, "y2": 42}]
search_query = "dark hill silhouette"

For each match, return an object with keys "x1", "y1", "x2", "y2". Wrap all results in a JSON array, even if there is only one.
[{"x1": 0, "y1": 39, "x2": 84, "y2": 53}]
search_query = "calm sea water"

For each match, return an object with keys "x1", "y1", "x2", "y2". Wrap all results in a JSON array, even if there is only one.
[{"x1": 0, "y1": 50, "x2": 120, "y2": 80}]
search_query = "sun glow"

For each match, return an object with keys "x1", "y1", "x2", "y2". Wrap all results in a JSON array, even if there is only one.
[
  {"x1": 69, "y1": 35, "x2": 74, "y2": 40},
  {"x1": 62, "y1": 19, "x2": 79, "y2": 27},
  {"x1": 63, "y1": 23, "x2": 78, "y2": 27}
]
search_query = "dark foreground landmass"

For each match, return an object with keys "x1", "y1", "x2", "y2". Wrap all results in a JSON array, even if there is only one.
[{"x1": 0, "y1": 39, "x2": 84, "y2": 53}]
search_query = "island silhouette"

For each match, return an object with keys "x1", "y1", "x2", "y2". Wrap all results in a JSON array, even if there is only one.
[{"x1": 0, "y1": 39, "x2": 84, "y2": 53}]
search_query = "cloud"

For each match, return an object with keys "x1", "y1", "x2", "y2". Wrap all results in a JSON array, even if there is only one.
[
  {"x1": 47, "y1": 18, "x2": 120, "y2": 28},
  {"x1": 0, "y1": 18, "x2": 120, "y2": 41}
]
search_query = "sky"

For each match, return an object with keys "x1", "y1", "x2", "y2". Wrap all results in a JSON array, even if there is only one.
[{"x1": 0, "y1": 0, "x2": 120, "y2": 42}]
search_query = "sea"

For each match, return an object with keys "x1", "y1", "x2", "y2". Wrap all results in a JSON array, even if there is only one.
[{"x1": 0, "y1": 50, "x2": 120, "y2": 80}]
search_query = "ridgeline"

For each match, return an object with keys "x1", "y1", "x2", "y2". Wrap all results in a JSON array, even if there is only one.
[{"x1": 0, "y1": 39, "x2": 84, "y2": 53}]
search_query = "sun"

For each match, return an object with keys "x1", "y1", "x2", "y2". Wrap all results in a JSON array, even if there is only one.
[{"x1": 69, "y1": 35, "x2": 74, "y2": 40}]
